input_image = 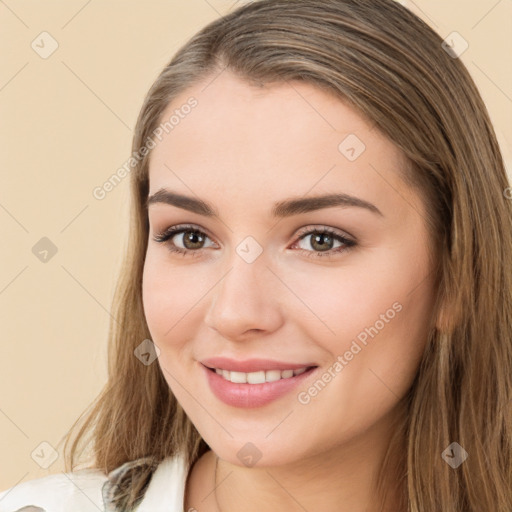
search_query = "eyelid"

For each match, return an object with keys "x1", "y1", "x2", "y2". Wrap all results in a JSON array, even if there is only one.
[
  {"x1": 294, "y1": 224, "x2": 356, "y2": 242},
  {"x1": 152, "y1": 223, "x2": 218, "y2": 244}
]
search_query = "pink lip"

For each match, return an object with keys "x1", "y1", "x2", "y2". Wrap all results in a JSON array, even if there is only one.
[
  {"x1": 200, "y1": 357, "x2": 317, "y2": 373},
  {"x1": 200, "y1": 362, "x2": 318, "y2": 408}
]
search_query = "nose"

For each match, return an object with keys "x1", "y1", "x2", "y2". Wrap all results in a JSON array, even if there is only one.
[{"x1": 203, "y1": 254, "x2": 284, "y2": 340}]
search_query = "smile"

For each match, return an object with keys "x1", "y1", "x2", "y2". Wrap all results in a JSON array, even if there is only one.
[
  {"x1": 208, "y1": 366, "x2": 312, "y2": 384},
  {"x1": 201, "y1": 362, "x2": 319, "y2": 408}
]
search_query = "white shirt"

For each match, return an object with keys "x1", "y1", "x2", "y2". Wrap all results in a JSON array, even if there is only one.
[{"x1": 0, "y1": 453, "x2": 187, "y2": 512}]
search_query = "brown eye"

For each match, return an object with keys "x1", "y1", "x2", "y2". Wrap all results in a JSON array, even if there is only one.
[
  {"x1": 294, "y1": 227, "x2": 356, "y2": 258},
  {"x1": 306, "y1": 232, "x2": 335, "y2": 252},
  {"x1": 179, "y1": 230, "x2": 207, "y2": 250},
  {"x1": 152, "y1": 224, "x2": 215, "y2": 256}
]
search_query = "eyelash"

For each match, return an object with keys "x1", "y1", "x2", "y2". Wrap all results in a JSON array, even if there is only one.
[{"x1": 152, "y1": 224, "x2": 356, "y2": 260}]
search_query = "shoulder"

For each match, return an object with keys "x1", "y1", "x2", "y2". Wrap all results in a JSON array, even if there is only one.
[
  {"x1": 0, "y1": 468, "x2": 108, "y2": 512},
  {"x1": 0, "y1": 453, "x2": 190, "y2": 512}
]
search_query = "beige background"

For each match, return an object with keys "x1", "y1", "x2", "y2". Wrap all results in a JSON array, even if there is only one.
[{"x1": 0, "y1": 0, "x2": 510, "y2": 490}]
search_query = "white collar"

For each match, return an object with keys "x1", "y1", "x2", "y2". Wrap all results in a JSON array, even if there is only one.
[{"x1": 136, "y1": 452, "x2": 188, "y2": 511}]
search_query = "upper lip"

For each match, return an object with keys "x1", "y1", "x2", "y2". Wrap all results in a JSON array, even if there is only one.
[{"x1": 200, "y1": 357, "x2": 317, "y2": 373}]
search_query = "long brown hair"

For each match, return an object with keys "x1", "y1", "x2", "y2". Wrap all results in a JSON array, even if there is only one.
[{"x1": 62, "y1": 1, "x2": 512, "y2": 510}]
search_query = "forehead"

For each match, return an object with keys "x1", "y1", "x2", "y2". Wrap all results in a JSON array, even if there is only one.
[{"x1": 147, "y1": 71, "x2": 417, "y2": 219}]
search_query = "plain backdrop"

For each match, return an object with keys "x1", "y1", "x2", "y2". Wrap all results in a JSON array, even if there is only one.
[{"x1": 0, "y1": 0, "x2": 511, "y2": 490}]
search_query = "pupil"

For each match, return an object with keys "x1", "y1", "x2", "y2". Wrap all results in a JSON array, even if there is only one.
[
  {"x1": 185, "y1": 231, "x2": 203, "y2": 248},
  {"x1": 313, "y1": 233, "x2": 332, "y2": 251}
]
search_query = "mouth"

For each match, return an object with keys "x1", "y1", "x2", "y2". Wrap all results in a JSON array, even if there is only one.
[
  {"x1": 201, "y1": 361, "x2": 320, "y2": 408},
  {"x1": 203, "y1": 364, "x2": 318, "y2": 384}
]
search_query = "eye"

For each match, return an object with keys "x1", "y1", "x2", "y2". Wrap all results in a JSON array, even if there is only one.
[
  {"x1": 152, "y1": 224, "x2": 356, "y2": 259},
  {"x1": 152, "y1": 224, "x2": 216, "y2": 257},
  {"x1": 291, "y1": 226, "x2": 356, "y2": 259}
]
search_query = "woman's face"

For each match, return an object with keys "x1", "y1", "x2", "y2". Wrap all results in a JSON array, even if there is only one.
[{"x1": 142, "y1": 70, "x2": 437, "y2": 467}]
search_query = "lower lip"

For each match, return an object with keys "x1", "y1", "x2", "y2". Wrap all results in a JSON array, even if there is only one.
[{"x1": 201, "y1": 363, "x2": 318, "y2": 408}]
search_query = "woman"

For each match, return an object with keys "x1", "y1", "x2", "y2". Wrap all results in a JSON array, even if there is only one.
[{"x1": 1, "y1": 0, "x2": 511, "y2": 511}]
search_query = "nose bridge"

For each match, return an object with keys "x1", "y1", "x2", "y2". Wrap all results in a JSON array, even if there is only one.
[{"x1": 204, "y1": 244, "x2": 282, "y2": 336}]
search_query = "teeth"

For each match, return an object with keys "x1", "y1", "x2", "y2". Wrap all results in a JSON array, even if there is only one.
[
  {"x1": 265, "y1": 370, "x2": 282, "y2": 382},
  {"x1": 213, "y1": 366, "x2": 310, "y2": 384},
  {"x1": 248, "y1": 371, "x2": 265, "y2": 384},
  {"x1": 230, "y1": 371, "x2": 248, "y2": 383}
]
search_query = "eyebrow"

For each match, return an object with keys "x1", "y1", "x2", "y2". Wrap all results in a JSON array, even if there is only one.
[{"x1": 146, "y1": 188, "x2": 383, "y2": 218}]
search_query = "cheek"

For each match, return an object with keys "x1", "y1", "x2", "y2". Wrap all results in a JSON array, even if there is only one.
[
  {"x1": 279, "y1": 262, "x2": 401, "y2": 341},
  {"x1": 142, "y1": 254, "x2": 203, "y2": 396},
  {"x1": 142, "y1": 255, "x2": 169, "y2": 337},
  {"x1": 286, "y1": 259, "x2": 434, "y2": 435},
  {"x1": 283, "y1": 248, "x2": 434, "y2": 371},
  {"x1": 142, "y1": 252, "x2": 197, "y2": 349}
]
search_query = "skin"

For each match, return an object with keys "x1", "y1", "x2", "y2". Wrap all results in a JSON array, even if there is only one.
[{"x1": 142, "y1": 70, "x2": 438, "y2": 512}]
